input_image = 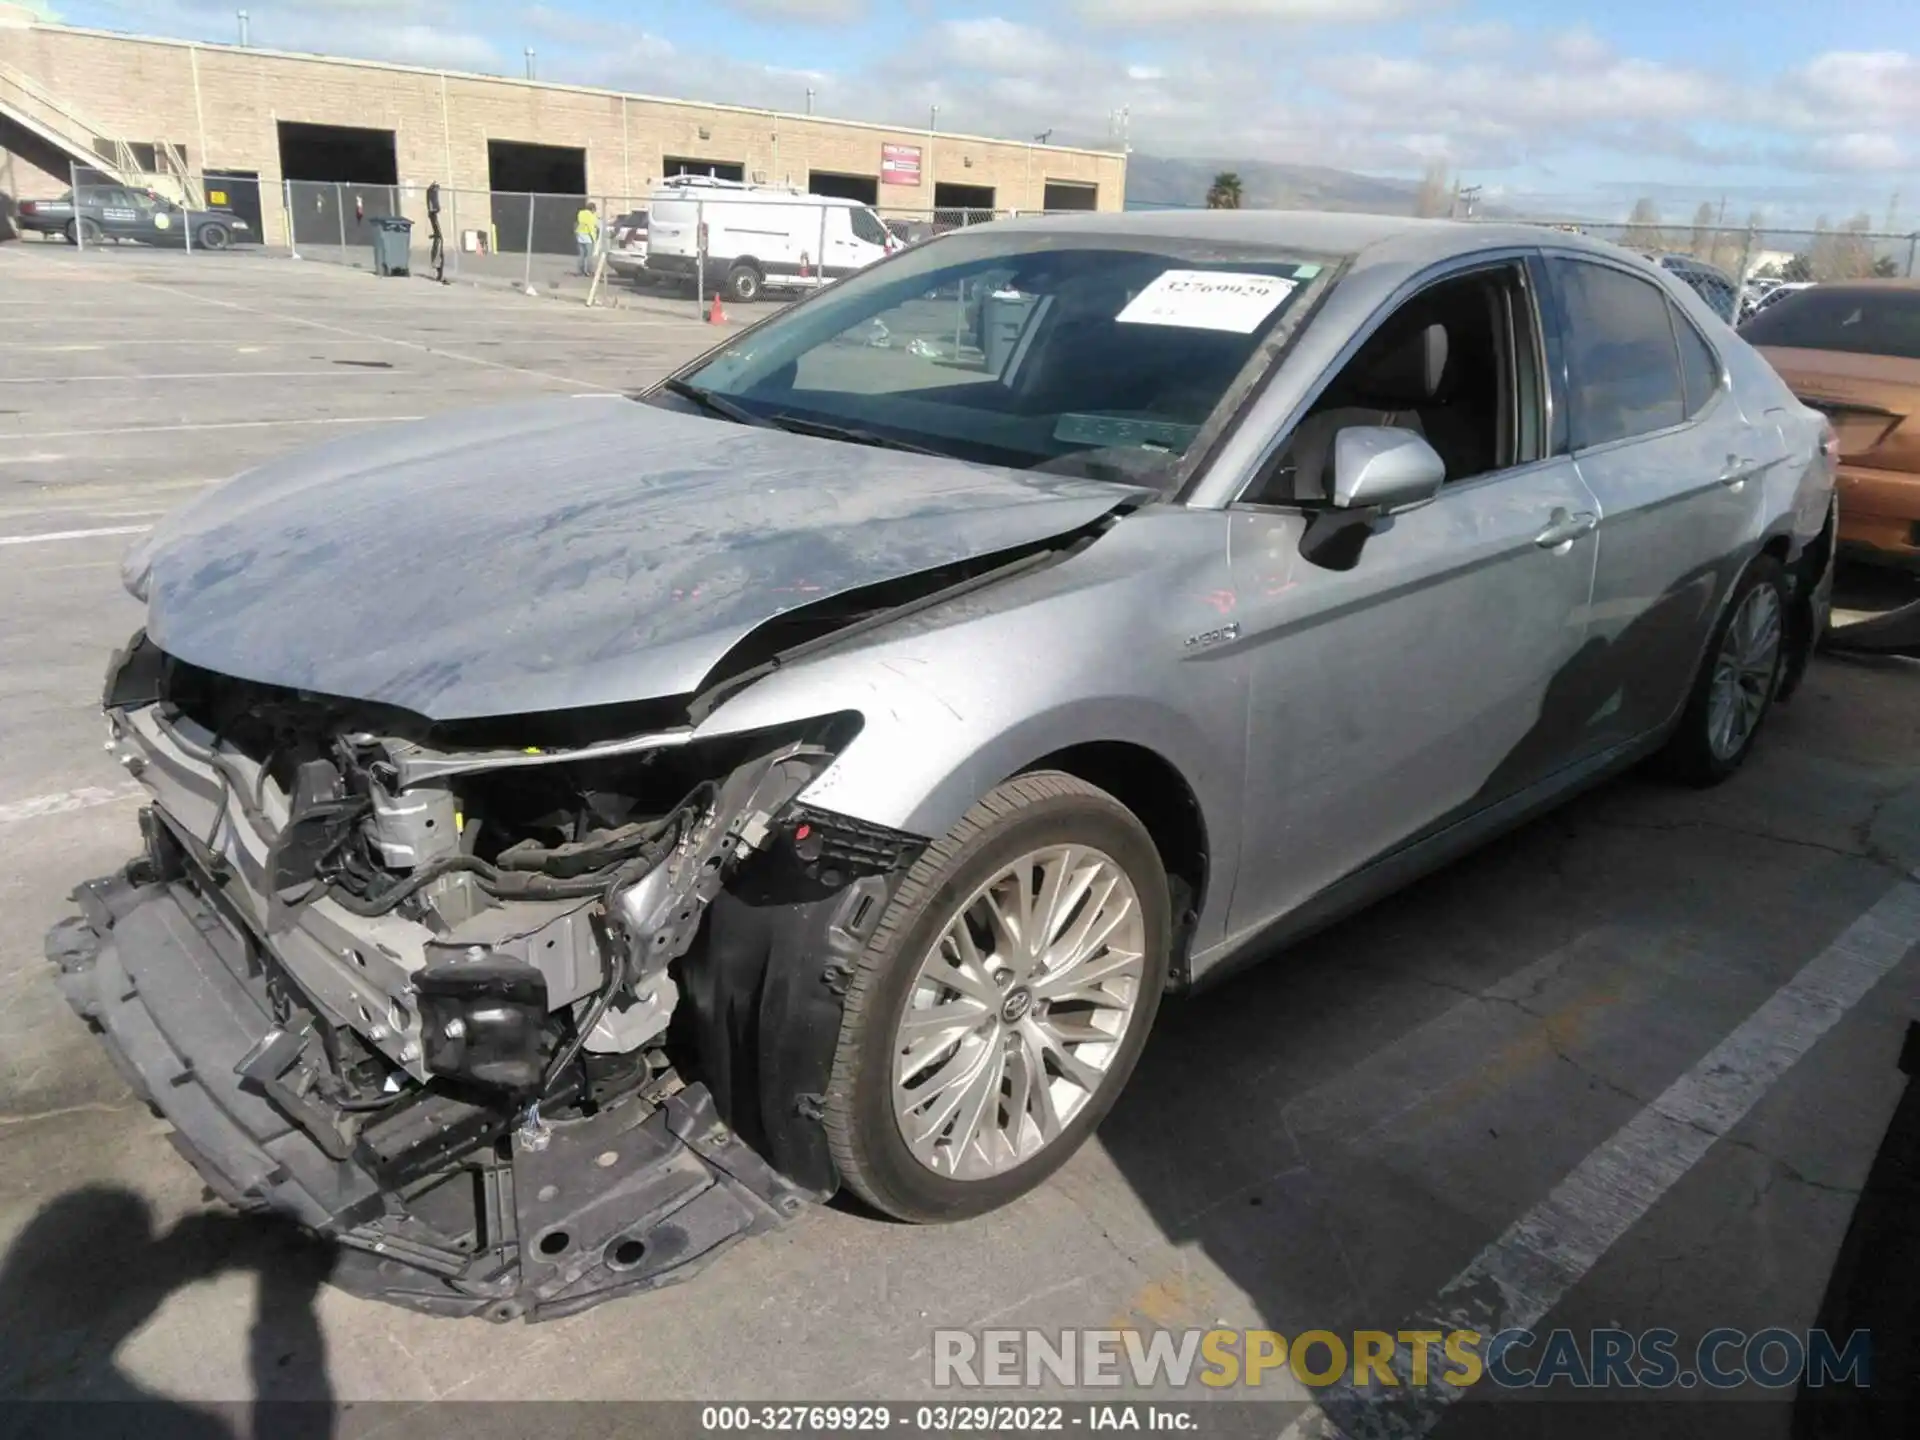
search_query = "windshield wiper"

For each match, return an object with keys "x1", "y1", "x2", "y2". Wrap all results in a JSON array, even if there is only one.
[
  {"x1": 765, "y1": 413, "x2": 945, "y2": 456},
  {"x1": 657, "y1": 377, "x2": 770, "y2": 427}
]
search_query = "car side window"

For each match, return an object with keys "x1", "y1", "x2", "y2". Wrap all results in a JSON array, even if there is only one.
[
  {"x1": 850, "y1": 208, "x2": 889, "y2": 247},
  {"x1": 1550, "y1": 258, "x2": 1687, "y2": 448},
  {"x1": 1672, "y1": 304, "x2": 1722, "y2": 418},
  {"x1": 1244, "y1": 261, "x2": 1544, "y2": 505}
]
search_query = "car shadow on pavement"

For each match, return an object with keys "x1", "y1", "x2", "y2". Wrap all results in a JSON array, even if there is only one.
[
  {"x1": 0, "y1": 1186, "x2": 335, "y2": 1438},
  {"x1": 1092, "y1": 551, "x2": 1777, "y2": 1325}
]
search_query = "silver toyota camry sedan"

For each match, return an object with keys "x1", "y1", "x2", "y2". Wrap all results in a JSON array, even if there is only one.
[{"x1": 50, "y1": 211, "x2": 1837, "y2": 1320}]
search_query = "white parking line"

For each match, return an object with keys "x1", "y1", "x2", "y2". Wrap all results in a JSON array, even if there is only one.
[
  {"x1": 18, "y1": 415, "x2": 422, "y2": 440},
  {"x1": 0, "y1": 524, "x2": 153, "y2": 547},
  {"x1": 0, "y1": 370, "x2": 377, "y2": 384},
  {"x1": 0, "y1": 340, "x2": 291, "y2": 350},
  {"x1": 0, "y1": 487, "x2": 212, "y2": 520},
  {"x1": 0, "y1": 784, "x2": 141, "y2": 826},
  {"x1": 1279, "y1": 877, "x2": 1920, "y2": 1440}
]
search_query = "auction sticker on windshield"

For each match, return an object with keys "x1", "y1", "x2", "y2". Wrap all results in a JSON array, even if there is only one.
[{"x1": 1116, "y1": 270, "x2": 1297, "y2": 333}]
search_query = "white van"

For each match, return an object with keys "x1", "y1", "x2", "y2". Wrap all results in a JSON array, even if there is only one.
[{"x1": 646, "y1": 175, "x2": 896, "y2": 302}]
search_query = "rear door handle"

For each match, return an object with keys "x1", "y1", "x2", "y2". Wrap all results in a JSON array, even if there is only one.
[
  {"x1": 1534, "y1": 508, "x2": 1597, "y2": 549},
  {"x1": 1719, "y1": 454, "x2": 1770, "y2": 490}
]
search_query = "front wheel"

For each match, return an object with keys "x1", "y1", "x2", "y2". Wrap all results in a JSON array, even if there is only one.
[
  {"x1": 823, "y1": 773, "x2": 1171, "y2": 1222},
  {"x1": 195, "y1": 223, "x2": 231, "y2": 251},
  {"x1": 1659, "y1": 553, "x2": 1789, "y2": 785},
  {"x1": 725, "y1": 264, "x2": 762, "y2": 303}
]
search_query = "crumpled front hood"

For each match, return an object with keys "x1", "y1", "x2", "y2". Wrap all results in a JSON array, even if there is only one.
[{"x1": 139, "y1": 397, "x2": 1142, "y2": 720}]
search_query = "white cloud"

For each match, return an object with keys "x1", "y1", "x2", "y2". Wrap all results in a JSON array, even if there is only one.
[
  {"x1": 1080, "y1": 0, "x2": 1434, "y2": 25},
  {"x1": 1318, "y1": 36, "x2": 1730, "y2": 166},
  {"x1": 1807, "y1": 132, "x2": 1908, "y2": 172},
  {"x1": 370, "y1": 23, "x2": 501, "y2": 69},
  {"x1": 117, "y1": 0, "x2": 506, "y2": 70},
  {"x1": 935, "y1": 18, "x2": 1071, "y2": 74},
  {"x1": 1775, "y1": 50, "x2": 1920, "y2": 131},
  {"x1": 1546, "y1": 26, "x2": 1612, "y2": 67},
  {"x1": 723, "y1": 0, "x2": 865, "y2": 21},
  {"x1": 1429, "y1": 21, "x2": 1513, "y2": 56}
]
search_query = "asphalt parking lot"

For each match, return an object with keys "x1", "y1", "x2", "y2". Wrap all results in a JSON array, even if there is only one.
[{"x1": 2, "y1": 241, "x2": 1918, "y2": 1434}]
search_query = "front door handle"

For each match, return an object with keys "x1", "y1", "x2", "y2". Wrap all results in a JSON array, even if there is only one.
[{"x1": 1534, "y1": 508, "x2": 1597, "y2": 550}]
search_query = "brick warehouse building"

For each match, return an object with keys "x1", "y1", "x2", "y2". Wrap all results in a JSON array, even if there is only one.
[{"x1": 0, "y1": 11, "x2": 1126, "y2": 252}]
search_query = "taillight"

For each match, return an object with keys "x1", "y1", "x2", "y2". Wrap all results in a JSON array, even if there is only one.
[{"x1": 19, "y1": 201, "x2": 35, "y2": 214}]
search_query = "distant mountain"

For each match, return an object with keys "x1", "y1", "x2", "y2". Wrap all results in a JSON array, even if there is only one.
[{"x1": 1123, "y1": 155, "x2": 1425, "y2": 214}]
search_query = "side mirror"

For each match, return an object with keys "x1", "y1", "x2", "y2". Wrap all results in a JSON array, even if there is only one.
[
  {"x1": 1299, "y1": 426, "x2": 1447, "y2": 573},
  {"x1": 1331, "y1": 426, "x2": 1447, "y2": 512}
]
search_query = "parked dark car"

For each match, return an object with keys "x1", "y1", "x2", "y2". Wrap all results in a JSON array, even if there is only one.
[
  {"x1": 1648, "y1": 252, "x2": 1741, "y2": 323},
  {"x1": 16, "y1": 185, "x2": 251, "y2": 250}
]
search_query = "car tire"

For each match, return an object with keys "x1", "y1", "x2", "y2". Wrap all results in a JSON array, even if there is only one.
[
  {"x1": 822, "y1": 772, "x2": 1171, "y2": 1223},
  {"x1": 1659, "y1": 552, "x2": 1790, "y2": 787},
  {"x1": 196, "y1": 223, "x2": 231, "y2": 251},
  {"x1": 725, "y1": 264, "x2": 762, "y2": 304},
  {"x1": 64, "y1": 218, "x2": 101, "y2": 246}
]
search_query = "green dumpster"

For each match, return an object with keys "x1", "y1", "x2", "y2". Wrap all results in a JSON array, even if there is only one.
[{"x1": 369, "y1": 216, "x2": 413, "y2": 277}]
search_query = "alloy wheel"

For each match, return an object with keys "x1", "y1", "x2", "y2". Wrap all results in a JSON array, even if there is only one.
[
  {"x1": 891, "y1": 845, "x2": 1146, "y2": 1181},
  {"x1": 1707, "y1": 582, "x2": 1783, "y2": 761}
]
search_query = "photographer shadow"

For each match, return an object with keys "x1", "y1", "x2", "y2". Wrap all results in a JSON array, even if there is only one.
[{"x1": 0, "y1": 1186, "x2": 335, "y2": 1438}]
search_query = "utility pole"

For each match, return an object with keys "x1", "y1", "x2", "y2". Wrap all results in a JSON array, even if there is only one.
[
  {"x1": 524, "y1": 48, "x2": 536, "y2": 80},
  {"x1": 236, "y1": 10, "x2": 248, "y2": 46},
  {"x1": 805, "y1": 88, "x2": 814, "y2": 116},
  {"x1": 1458, "y1": 183, "x2": 1482, "y2": 218}
]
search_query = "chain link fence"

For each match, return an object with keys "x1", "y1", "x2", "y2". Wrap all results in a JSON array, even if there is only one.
[
  {"x1": 263, "y1": 182, "x2": 1065, "y2": 310},
  {"x1": 1541, "y1": 220, "x2": 1917, "y2": 281},
  {"x1": 48, "y1": 166, "x2": 1920, "y2": 324},
  {"x1": 1510, "y1": 219, "x2": 1917, "y2": 326},
  {"x1": 61, "y1": 163, "x2": 261, "y2": 254}
]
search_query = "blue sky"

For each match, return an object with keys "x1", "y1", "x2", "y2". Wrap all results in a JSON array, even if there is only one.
[{"x1": 47, "y1": 0, "x2": 1920, "y2": 224}]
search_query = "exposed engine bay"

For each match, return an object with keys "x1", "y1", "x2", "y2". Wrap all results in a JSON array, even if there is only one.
[{"x1": 49, "y1": 634, "x2": 922, "y2": 1320}]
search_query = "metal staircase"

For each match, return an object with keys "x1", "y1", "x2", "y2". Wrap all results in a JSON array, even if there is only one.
[{"x1": 0, "y1": 59, "x2": 197, "y2": 203}]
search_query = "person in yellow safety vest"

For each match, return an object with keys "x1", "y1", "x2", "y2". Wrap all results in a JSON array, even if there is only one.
[{"x1": 575, "y1": 201, "x2": 600, "y2": 276}]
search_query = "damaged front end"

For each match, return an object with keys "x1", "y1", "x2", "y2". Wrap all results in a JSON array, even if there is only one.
[{"x1": 48, "y1": 634, "x2": 920, "y2": 1320}]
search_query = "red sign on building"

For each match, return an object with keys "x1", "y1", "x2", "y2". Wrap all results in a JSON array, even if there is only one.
[{"x1": 881, "y1": 142, "x2": 923, "y2": 187}]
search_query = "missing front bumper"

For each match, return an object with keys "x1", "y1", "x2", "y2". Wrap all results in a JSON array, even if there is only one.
[{"x1": 46, "y1": 865, "x2": 817, "y2": 1322}]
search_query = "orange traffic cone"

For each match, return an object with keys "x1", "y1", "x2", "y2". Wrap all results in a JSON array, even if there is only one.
[{"x1": 707, "y1": 292, "x2": 728, "y2": 325}]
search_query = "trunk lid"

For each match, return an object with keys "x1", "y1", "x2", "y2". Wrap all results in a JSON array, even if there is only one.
[{"x1": 1755, "y1": 345, "x2": 1920, "y2": 469}]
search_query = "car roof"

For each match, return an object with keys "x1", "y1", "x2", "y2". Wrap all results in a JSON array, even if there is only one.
[
  {"x1": 984, "y1": 207, "x2": 1636, "y2": 271},
  {"x1": 1796, "y1": 279, "x2": 1920, "y2": 296}
]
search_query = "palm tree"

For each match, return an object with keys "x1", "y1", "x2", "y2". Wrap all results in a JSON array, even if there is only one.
[{"x1": 1206, "y1": 172, "x2": 1244, "y2": 210}]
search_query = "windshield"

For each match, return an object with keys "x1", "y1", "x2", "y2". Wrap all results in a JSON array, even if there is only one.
[
  {"x1": 665, "y1": 229, "x2": 1330, "y2": 482},
  {"x1": 1740, "y1": 287, "x2": 1920, "y2": 361}
]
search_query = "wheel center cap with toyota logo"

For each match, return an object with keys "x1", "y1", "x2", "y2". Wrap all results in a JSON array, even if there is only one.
[{"x1": 1000, "y1": 988, "x2": 1034, "y2": 1024}]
